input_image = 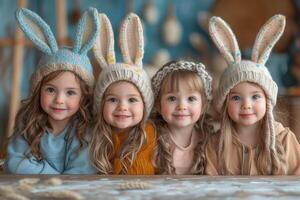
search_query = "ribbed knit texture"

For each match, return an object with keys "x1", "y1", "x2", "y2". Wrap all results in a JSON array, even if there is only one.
[
  {"x1": 93, "y1": 13, "x2": 154, "y2": 117},
  {"x1": 16, "y1": 7, "x2": 99, "y2": 92},
  {"x1": 112, "y1": 122, "x2": 156, "y2": 175},
  {"x1": 151, "y1": 60, "x2": 212, "y2": 100},
  {"x1": 209, "y1": 15, "x2": 286, "y2": 151}
]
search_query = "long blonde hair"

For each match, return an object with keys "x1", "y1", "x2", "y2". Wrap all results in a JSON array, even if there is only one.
[
  {"x1": 153, "y1": 69, "x2": 210, "y2": 175},
  {"x1": 11, "y1": 70, "x2": 92, "y2": 160},
  {"x1": 90, "y1": 81, "x2": 148, "y2": 174},
  {"x1": 218, "y1": 92, "x2": 287, "y2": 175}
]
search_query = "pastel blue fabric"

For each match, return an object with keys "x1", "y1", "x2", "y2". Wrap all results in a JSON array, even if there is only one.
[
  {"x1": 4, "y1": 125, "x2": 96, "y2": 174},
  {"x1": 15, "y1": 7, "x2": 99, "y2": 91}
]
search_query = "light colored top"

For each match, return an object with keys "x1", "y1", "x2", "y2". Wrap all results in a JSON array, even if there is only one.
[
  {"x1": 170, "y1": 130, "x2": 199, "y2": 175},
  {"x1": 5, "y1": 125, "x2": 96, "y2": 174},
  {"x1": 205, "y1": 122, "x2": 300, "y2": 175}
]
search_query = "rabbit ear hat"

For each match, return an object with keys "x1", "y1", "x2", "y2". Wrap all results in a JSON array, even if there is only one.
[
  {"x1": 209, "y1": 15, "x2": 285, "y2": 112},
  {"x1": 209, "y1": 15, "x2": 285, "y2": 150},
  {"x1": 93, "y1": 13, "x2": 154, "y2": 117},
  {"x1": 16, "y1": 7, "x2": 99, "y2": 92}
]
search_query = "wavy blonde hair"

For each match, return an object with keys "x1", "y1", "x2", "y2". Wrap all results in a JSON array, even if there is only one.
[
  {"x1": 218, "y1": 87, "x2": 287, "y2": 175},
  {"x1": 90, "y1": 81, "x2": 148, "y2": 174},
  {"x1": 11, "y1": 70, "x2": 92, "y2": 160},
  {"x1": 153, "y1": 69, "x2": 211, "y2": 175}
]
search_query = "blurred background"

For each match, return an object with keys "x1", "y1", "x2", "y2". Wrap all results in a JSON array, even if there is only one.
[{"x1": 1, "y1": 0, "x2": 300, "y2": 158}]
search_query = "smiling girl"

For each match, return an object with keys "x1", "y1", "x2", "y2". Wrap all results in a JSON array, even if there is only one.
[
  {"x1": 151, "y1": 61, "x2": 213, "y2": 175},
  {"x1": 5, "y1": 8, "x2": 99, "y2": 174},
  {"x1": 205, "y1": 15, "x2": 300, "y2": 175}
]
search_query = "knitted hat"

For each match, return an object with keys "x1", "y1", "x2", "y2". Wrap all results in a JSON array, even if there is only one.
[
  {"x1": 16, "y1": 7, "x2": 99, "y2": 92},
  {"x1": 209, "y1": 14, "x2": 286, "y2": 150},
  {"x1": 151, "y1": 60, "x2": 213, "y2": 101},
  {"x1": 93, "y1": 13, "x2": 154, "y2": 117}
]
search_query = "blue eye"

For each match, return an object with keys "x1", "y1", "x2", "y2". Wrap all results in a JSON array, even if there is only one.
[
  {"x1": 167, "y1": 96, "x2": 176, "y2": 102},
  {"x1": 252, "y1": 94, "x2": 261, "y2": 100},
  {"x1": 231, "y1": 95, "x2": 240, "y2": 101},
  {"x1": 129, "y1": 97, "x2": 139, "y2": 103}
]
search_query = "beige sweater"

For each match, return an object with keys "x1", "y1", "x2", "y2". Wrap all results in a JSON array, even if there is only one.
[{"x1": 205, "y1": 122, "x2": 300, "y2": 175}]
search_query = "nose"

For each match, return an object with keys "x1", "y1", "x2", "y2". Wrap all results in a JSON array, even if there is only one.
[
  {"x1": 117, "y1": 101, "x2": 128, "y2": 111},
  {"x1": 177, "y1": 100, "x2": 187, "y2": 110},
  {"x1": 55, "y1": 93, "x2": 64, "y2": 105},
  {"x1": 241, "y1": 99, "x2": 252, "y2": 110}
]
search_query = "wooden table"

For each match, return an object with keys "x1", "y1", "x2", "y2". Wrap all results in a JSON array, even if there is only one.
[{"x1": 1, "y1": 175, "x2": 300, "y2": 199}]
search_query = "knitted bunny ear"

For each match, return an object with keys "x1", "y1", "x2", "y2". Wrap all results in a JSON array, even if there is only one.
[
  {"x1": 15, "y1": 8, "x2": 58, "y2": 55},
  {"x1": 73, "y1": 7, "x2": 99, "y2": 55},
  {"x1": 209, "y1": 16, "x2": 241, "y2": 65},
  {"x1": 119, "y1": 13, "x2": 144, "y2": 68},
  {"x1": 252, "y1": 14, "x2": 286, "y2": 65},
  {"x1": 93, "y1": 13, "x2": 116, "y2": 68}
]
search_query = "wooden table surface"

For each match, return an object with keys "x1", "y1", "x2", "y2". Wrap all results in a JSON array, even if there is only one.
[{"x1": 1, "y1": 175, "x2": 300, "y2": 199}]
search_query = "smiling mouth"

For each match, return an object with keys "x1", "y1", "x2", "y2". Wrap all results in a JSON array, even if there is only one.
[
  {"x1": 51, "y1": 108, "x2": 66, "y2": 112},
  {"x1": 114, "y1": 115, "x2": 131, "y2": 119},
  {"x1": 173, "y1": 114, "x2": 190, "y2": 118},
  {"x1": 239, "y1": 114, "x2": 254, "y2": 117}
]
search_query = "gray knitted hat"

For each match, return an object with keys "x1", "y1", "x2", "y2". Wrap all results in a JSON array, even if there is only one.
[
  {"x1": 93, "y1": 13, "x2": 154, "y2": 117},
  {"x1": 209, "y1": 14, "x2": 286, "y2": 150},
  {"x1": 16, "y1": 8, "x2": 99, "y2": 92},
  {"x1": 151, "y1": 60, "x2": 213, "y2": 101}
]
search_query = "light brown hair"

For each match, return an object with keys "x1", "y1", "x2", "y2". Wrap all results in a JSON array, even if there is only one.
[
  {"x1": 153, "y1": 68, "x2": 211, "y2": 175},
  {"x1": 11, "y1": 70, "x2": 92, "y2": 160}
]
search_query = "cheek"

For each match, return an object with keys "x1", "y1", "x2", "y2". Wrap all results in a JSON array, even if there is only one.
[
  {"x1": 103, "y1": 103, "x2": 114, "y2": 115},
  {"x1": 135, "y1": 102, "x2": 145, "y2": 118},
  {"x1": 68, "y1": 97, "x2": 81, "y2": 109},
  {"x1": 227, "y1": 102, "x2": 239, "y2": 117},
  {"x1": 160, "y1": 101, "x2": 173, "y2": 116},
  {"x1": 40, "y1": 92, "x2": 50, "y2": 108}
]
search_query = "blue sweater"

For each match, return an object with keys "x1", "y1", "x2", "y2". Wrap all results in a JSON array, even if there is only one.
[{"x1": 5, "y1": 125, "x2": 96, "y2": 174}]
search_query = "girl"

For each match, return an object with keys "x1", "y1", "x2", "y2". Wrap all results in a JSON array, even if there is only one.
[
  {"x1": 206, "y1": 15, "x2": 300, "y2": 175},
  {"x1": 5, "y1": 8, "x2": 99, "y2": 174},
  {"x1": 90, "y1": 13, "x2": 155, "y2": 175},
  {"x1": 151, "y1": 60, "x2": 213, "y2": 175}
]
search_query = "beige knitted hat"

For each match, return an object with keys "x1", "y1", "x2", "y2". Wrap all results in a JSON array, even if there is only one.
[
  {"x1": 209, "y1": 14, "x2": 286, "y2": 150},
  {"x1": 93, "y1": 13, "x2": 154, "y2": 117},
  {"x1": 151, "y1": 60, "x2": 213, "y2": 101}
]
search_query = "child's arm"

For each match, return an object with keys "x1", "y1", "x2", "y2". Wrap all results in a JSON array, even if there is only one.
[
  {"x1": 279, "y1": 128, "x2": 300, "y2": 175},
  {"x1": 5, "y1": 135, "x2": 61, "y2": 174},
  {"x1": 63, "y1": 134, "x2": 96, "y2": 174}
]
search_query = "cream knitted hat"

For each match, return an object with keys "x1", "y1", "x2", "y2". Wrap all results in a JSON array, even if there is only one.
[
  {"x1": 209, "y1": 14, "x2": 286, "y2": 150},
  {"x1": 151, "y1": 60, "x2": 213, "y2": 101},
  {"x1": 93, "y1": 13, "x2": 154, "y2": 117},
  {"x1": 16, "y1": 8, "x2": 99, "y2": 92}
]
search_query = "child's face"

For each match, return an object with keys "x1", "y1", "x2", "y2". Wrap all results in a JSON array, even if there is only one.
[
  {"x1": 227, "y1": 82, "x2": 266, "y2": 127},
  {"x1": 103, "y1": 81, "x2": 144, "y2": 132},
  {"x1": 159, "y1": 81, "x2": 203, "y2": 129},
  {"x1": 40, "y1": 71, "x2": 82, "y2": 128}
]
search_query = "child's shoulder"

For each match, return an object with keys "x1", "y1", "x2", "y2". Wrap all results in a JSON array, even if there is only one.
[{"x1": 275, "y1": 121, "x2": 297, "y2": 141}]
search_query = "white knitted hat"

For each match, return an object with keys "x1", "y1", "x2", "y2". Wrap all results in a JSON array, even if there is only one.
[
  {"x1": 93, "y1": 13, "x2": 154, "y2": 117},
  {"x1": 151, "y1": 60, "x2": 212, "y2": 101},
  {"x1": 209, "y1": 14, "x2": 286, "y2": 150}
]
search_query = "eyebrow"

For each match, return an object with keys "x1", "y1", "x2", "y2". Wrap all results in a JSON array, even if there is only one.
[
  {"x1": 43, "y1": 83, "x2": 80, "y2": 90},
  {"x1": 106, "y1": 93, "x2": 141, "y2": 97},
  {"x1": 230, "y1": 91, "x2": 263, "y2": 95}
]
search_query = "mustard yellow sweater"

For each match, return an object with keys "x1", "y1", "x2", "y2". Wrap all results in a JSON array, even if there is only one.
[{"x1": 112, "y1": 121, "x2": 156, "y2": 175}]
